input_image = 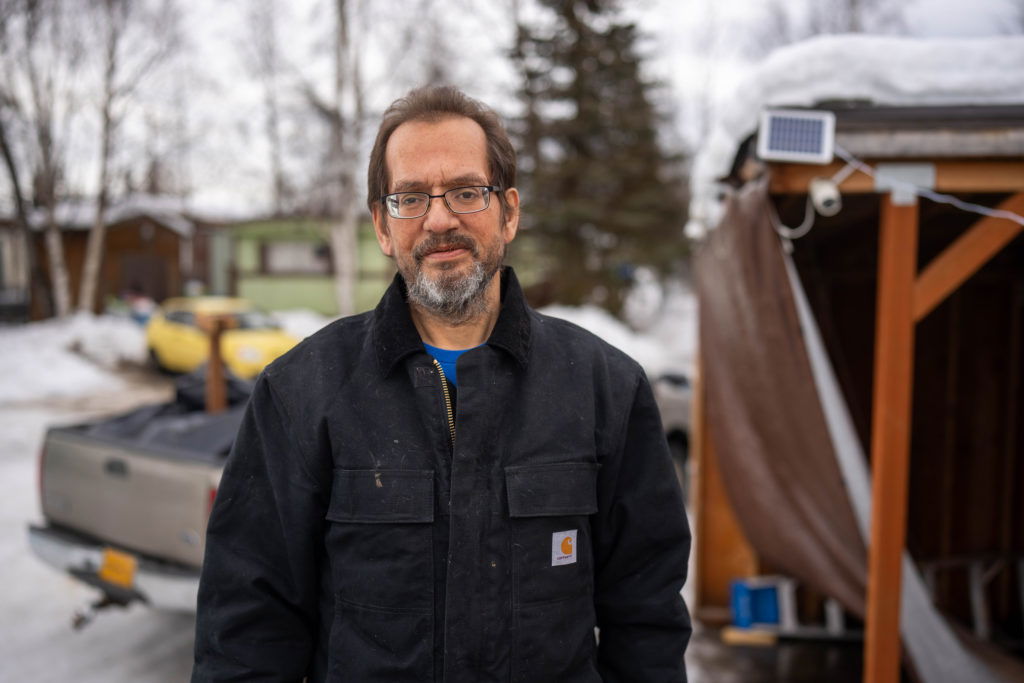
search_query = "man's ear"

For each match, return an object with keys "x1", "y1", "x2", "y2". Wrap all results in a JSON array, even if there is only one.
[
  {"x1": 372, "y1": 205, "x2": 393, "y2": 257},
  {"x1": 502, "y1": 187, "x2": 520, "y2": 244}
]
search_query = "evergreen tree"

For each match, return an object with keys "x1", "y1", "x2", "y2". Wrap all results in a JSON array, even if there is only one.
[{"x1": 511, "y1": 0, "x2": 688, "y2": 313}]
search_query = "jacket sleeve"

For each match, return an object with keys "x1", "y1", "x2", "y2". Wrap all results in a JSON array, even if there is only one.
[
  {"x1": 593, "y1": 372, "x2": 692, "y2": 682},
  {"x1": 192, "y1": 373, "x2": 328, "y2": 682}
]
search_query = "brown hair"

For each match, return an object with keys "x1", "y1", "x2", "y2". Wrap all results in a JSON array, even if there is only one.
[{"x1": 366, "y1": 86, "x2": 517, "y2": 215}]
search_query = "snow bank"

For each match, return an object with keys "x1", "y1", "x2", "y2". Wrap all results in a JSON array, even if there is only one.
[
  {"x1": 0, "y1": 313, "x2": 146, "y2": 405},
  {"x1": 271, "y1": 309, "x2": 335, "y2": 341},
  {"x1": 541, "y1": 287, "x2": 695, "y2": 380},
  {"x1": 689, "y1": 34, "x2": 1024, "y2": 236}
]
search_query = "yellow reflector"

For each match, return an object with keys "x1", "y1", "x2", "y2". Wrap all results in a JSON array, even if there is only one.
[{"x1": 98, "y1": 547, "x2": 137, "y2": 589}]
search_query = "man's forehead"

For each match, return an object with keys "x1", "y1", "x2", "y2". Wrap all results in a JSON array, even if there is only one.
[{"x1": 385, "y1": 116, "x2": 489, "y2": 189}]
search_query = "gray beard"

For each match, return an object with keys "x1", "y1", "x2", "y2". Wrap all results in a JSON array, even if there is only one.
[{"x1": 407, "y1": 260, "x2": 494, "y2": 324}]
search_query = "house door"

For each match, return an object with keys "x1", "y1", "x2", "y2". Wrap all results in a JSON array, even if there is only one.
[{"x1": 120, "y1": 252, "x2": 168, "y2": 301}]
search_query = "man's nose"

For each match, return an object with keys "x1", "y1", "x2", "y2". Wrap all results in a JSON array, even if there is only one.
[{"x1": 422, "y1": 196, "x2": 459, "y2": 232}]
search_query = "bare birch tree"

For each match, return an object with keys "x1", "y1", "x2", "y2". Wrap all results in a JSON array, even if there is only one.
[
  {"x1": 10, "y1": 0, "x2": 85, "y2": 318},
  {"x1": 0, "y1": 106, "x2": 33, "y2": 298},
  {"x1": 0, "y1": 3, "x2": 33, "y2": 299},
  {"x1": 305, "y1": 0, "x2": 364, "y2": 317},
  {"x1": 77, "y1": 0, "x2": 180, "y2": 313}
]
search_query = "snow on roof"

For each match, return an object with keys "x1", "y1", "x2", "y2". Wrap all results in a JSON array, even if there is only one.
[
  {"x1": 27, "y1": 194, "x2": 196, "y2": 237},
  {"x1": 687, "y1": 34, "x2": 1024, "y2": 238}
]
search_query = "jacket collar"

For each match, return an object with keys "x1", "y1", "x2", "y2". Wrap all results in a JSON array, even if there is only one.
[{"x1": 372, "y1": 266, "x2": 532, "y2": 376}]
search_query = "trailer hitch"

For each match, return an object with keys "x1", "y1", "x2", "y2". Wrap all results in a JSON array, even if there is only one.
[{"x1": 72, "y1": 594, "x2": 129, "y2": 630}]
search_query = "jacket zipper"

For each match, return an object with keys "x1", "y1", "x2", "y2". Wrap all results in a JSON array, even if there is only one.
[{"x1": 432, "y1": 359, "x2": 456, "y2": 449}]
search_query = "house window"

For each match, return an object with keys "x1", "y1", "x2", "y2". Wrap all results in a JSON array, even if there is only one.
[{"x1": 263, "y1": 241, "x2": 330, "y2": 274}]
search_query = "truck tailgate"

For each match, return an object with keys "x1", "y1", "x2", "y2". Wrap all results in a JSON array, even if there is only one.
[{"x1": 41, "y1": 429, "x2": 222, "y2": 567}]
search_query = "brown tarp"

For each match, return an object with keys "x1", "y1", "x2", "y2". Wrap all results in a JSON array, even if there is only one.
[{"x1": 694, "y1": 178, "x2": 868, "y2": 615}]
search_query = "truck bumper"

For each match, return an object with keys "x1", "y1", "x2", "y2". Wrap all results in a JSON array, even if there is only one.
[{"x1": 28, "y1": 524, "x2": 199, "y2": 613}]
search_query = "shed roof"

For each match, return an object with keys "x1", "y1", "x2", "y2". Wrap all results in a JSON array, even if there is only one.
[
  {"x1": 26, "y1": 194, "x2": 195, "y2": 237},
  {"x1": 688, "y1": 35, "x2": 1024, "y2": 238}
]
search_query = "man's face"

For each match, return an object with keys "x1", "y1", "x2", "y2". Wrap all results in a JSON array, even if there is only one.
[{"x1": 372, "y1": 116, "x2": 519, "y2": 320}]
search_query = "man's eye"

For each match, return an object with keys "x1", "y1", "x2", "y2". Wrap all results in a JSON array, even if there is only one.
[
  {"x1": 455, "y1": 188, "x2": 482, "y2": 200},
  {"x1": 400, "y1": 194, "x2": 425, "y2": 206}
]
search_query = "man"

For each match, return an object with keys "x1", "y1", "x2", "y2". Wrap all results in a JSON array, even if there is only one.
[{"x1": 193, "y1": 85, "x2": 690, "y2": 682}]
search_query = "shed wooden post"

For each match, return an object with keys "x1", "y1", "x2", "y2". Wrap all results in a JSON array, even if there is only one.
[{"x1": 864, "y1": 193, "x2": 920, "y2": 683}]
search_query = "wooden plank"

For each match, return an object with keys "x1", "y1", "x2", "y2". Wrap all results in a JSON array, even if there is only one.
[
  {"x1": 769, "y1": 162, "x2": 876, "y2": 194},
  {"x1": 864, "y1": 194, "x2": 920, "y2": 683},
  {"x1": 913, "y1": 194, "x2": 1024, "y2": 321},
  {"x1": 769, "y1": 161, "x2": 1024, "y2": 195},
  {"x1": 691, "y1": 349, "x2": 758, "y2": 623},
  {"x1": 936, "y1": 163, "x2": 1024, "y2": 193}
]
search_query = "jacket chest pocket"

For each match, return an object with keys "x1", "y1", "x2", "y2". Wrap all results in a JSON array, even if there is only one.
[
  {"x1": 325, "y1": 468, "x2": 434, "y2": 612},
  {"x1": 505, "y1": 462, "x2": 599, "y2": 607}
]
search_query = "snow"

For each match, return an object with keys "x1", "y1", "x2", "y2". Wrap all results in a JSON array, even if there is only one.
[
  {"x1": 271, "y1": 308, "x2": 337, "y2": 341},
  {"x1": 542, "y1": 279, "x2": 696, "y2": 379},
  {"x1": 688, "y1": 34, "x2": 1024, "y2": 237},
  {"x1": 0, "y1": 313, "x2": 147, "y2": 405},
  {"x1": 27, "y1": 194, "x2": 197, "y2": 237}
]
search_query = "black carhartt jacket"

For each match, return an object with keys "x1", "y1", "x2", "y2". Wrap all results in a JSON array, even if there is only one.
[{"x1": 193, "y1": 268, "x2": 691, "y2": 682}]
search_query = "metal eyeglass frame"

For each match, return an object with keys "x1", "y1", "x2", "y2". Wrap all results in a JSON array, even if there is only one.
[{"x1": 380, "y1": 185, "x2": 501, "y2": 219}]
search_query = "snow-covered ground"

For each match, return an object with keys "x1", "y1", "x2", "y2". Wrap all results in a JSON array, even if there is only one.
[
  {"x1": 0, "y1": 296, "x2": 695, "y2": 681},
  {"x1": 0, "y1": 313, "x2": 148, "y2": 404}
]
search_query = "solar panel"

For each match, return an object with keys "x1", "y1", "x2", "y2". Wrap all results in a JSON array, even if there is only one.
[{"x1": 757, "y1": 110, "x2": 835, "y2": 164}]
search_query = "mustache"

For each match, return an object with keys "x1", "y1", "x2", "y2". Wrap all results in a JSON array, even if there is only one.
[{"x1": 413, "y1": 233, "x2": 478, "y2": 262}]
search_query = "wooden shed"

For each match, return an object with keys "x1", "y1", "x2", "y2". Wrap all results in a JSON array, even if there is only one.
[
  {"x1": 687, "y1": 35, "x2": 1024, "y2": 683},
  {"x1": 26, "y1": 195, "x2": 196, "y2": 318}
]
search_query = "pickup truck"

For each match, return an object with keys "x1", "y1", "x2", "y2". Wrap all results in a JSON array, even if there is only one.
[{"x1": 28, "y1": 373, "x2": 250, "y2": 625}]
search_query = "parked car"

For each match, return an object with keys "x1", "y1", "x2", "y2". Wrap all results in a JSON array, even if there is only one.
[
  {"x1": 146, "y1": 297, "x2": 298, "y2": 379},
  {"x1": 652, "y1": 371, "x2": 693, "y2": 501},
  {"x1": 28, "y1": 372, "x2": 252, "y2": 626}
]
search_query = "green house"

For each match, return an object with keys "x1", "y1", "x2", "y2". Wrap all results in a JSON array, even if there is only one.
[{"x1": 210, "y1": 217, "x2": 394, "y2": 316}]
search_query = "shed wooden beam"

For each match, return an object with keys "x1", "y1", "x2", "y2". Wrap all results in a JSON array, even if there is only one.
[
  {"x1": 865, "y1": 194, "x2": 920, "y2": 683},
  {"x1": 913, "y1": 193, "x2": 1024, "y2": 321},
  {"x1": 769, "y1": 160, "x2": 1024, "y2": 194}
]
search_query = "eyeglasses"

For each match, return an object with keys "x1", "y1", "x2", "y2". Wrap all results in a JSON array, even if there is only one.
[{"x1": 381, "y1": 185, "x2": 500, "y2": 219}]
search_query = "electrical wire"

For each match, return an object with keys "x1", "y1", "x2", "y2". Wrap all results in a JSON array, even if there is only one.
[
  {"x1": 767, "y1": 194, "x2": 816, "y2": 241},
  {"x1": 833, "y1": 145, "x2": 1024, "y2": 226}
]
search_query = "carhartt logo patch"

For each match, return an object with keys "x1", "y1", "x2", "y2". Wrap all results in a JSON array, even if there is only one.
[{"x1": 551, "y1": 529, "x2": 577, "y2": 566}]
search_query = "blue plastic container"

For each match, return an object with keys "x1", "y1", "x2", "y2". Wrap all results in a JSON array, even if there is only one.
[{"x1": 730, "y1": 578, "x2": 781, "y2": 628}]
